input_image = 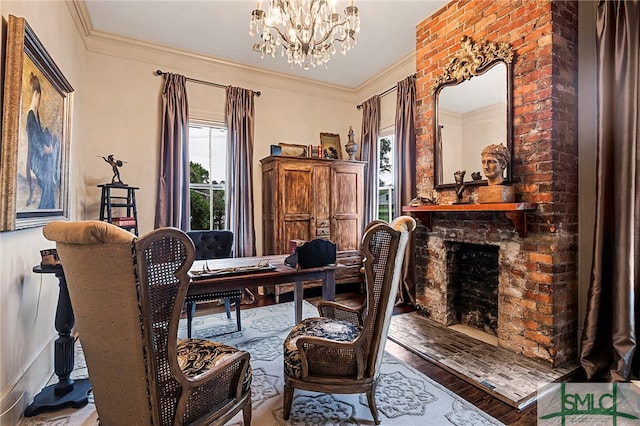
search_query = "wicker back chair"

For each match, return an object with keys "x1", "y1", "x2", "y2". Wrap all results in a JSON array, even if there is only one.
[
  {"x1": 282, "y1": 216, "x2": 416, "y2": 424},
  {"x1": 43, "y1": 221, "x2": 252, "y2": 426}
]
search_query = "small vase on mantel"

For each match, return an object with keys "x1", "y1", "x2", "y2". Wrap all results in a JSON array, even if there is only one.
[{"x1": 345, "y1": 126, "x2": 358, "y2": 161}]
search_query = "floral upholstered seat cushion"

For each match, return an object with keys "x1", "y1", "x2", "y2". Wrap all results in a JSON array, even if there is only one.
[
  {"x1": 177, "y1": 338, "x2": 252, "y2": 391},
  {"x1": 284, "y1": 317, "x2": 361, "y2": 378}
]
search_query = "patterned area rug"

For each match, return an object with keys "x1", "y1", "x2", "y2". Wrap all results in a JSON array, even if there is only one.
[{"x1": 21, "y1": 301, "x2": 504, "y2": 425}]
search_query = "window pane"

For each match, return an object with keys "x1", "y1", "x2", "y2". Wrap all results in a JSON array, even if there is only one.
[
  {"x1": 188, "y1": 124, "x2": 227, "y2": 230},
  {"x1": 378, "y1": 135, "x2": 395, "y2": 222}
]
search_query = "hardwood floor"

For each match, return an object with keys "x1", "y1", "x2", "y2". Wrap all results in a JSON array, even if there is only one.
[{"x1": 194, "y1": 286, "x2": 559, "y2": 425}]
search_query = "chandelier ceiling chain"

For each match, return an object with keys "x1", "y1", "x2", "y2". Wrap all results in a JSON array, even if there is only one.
[{"x1": 249, "y1": 0, "x2": 360, "y2": 70}]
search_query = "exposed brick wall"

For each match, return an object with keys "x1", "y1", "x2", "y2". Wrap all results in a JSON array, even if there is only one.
[{"x1": 413, "y1": 0, "x2": 578, "y2": 366}]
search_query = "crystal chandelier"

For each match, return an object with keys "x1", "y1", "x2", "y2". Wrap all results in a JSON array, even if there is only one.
[{"x1": 249, "y1": 0, "x2": 360, "y2": 70}]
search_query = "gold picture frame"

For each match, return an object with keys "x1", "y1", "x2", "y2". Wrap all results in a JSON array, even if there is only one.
[
  {"x1": 278, "y1": 142, "x2": 308, "y2": 157},
  {"x1": 0, "y1": 15, "x2": 74, "y2": 231},
  {"x1": 320, "y1": 133, "x2": 342, "y2": 159}
]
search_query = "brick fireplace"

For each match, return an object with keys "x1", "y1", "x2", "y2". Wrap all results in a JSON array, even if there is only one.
[{"x1": 412, "y1": 0, "x2": 579, "y2": 367}]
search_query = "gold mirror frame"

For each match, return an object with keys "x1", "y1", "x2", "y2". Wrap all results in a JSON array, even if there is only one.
[{"x1": 432, "y1": 36, "x2": 515, "y2": 190}]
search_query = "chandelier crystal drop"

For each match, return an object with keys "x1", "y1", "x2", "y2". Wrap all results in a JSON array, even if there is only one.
[{"x1": 249, "y1": 0, "x2": 360, "y2": 70}]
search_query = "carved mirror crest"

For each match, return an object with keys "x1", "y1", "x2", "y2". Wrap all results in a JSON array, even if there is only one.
[{"x1": 433, "y1": 36, "x2": 515, "y2": 189}]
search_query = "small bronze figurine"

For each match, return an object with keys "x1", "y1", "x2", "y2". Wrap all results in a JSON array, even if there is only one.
[
  {"x1": 102, "y1": 154, "x2": 126, "y2": 185},
  {"x1": 454, "y1": 170, "x2": 466, "y2": 203}
]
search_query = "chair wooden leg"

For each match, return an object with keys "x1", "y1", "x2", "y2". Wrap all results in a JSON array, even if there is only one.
[
  {"x1": 234, "y1": 296, "x2": 242, "y2": 331},
  {"x1": 242, "y1": 397, "x2": 252, "y2": 425},
  {"x1": 283, "y1": 384, "x2": 294, "y2": 419},
  {"x1": 223, "y1": 298, "x2": 232, "y2": 319},
  {"x1": 187, "y1": 302, "x2": 196, "y2": 338},
  {"x1": 366, "y1": 382, "x2": 381, "y2": 425}
]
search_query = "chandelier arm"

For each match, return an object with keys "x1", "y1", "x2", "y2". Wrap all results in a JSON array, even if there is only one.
[
  {"x1": 310, "y1": 20, "x2": 352, "y2": 46},
  {"x1": 263, "y1": 22, "x2": 298, "y2": 49}
]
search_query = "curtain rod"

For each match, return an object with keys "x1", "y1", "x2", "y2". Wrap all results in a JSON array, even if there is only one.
[
  {"x1": 155, "y1": 70, "x2": 261, "y2": 96},
  {"x1": 356, "y1": 73, "x2": 415, "y2": 110}
]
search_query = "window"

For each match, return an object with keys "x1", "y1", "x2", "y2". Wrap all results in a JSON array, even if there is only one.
[
  {"x1": 188, "y1": 123, "x2": 227, "y2": 230},
  {"x1": 378, "y1": 131, "x2": 395, "y2": 222}
]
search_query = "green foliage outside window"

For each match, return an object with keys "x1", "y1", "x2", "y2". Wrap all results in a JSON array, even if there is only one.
[{"x1": 189, "y1": 161, "x2": 225, "y2": 230}]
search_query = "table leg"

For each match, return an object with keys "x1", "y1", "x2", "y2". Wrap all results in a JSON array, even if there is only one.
[
  {"x1": 24, "y1": 270, "x2": 92, "y2": 417},
  {"x1": 294, "y1": 280, "x2": 303, "y2": 324},
  {"x1": 322, "y1": 268, "x2": 336, "y2": 301}
]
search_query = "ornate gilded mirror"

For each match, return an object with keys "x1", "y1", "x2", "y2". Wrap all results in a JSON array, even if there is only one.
[{"x1": 433, "y1": 36, "x2": 514, "y2": 189}]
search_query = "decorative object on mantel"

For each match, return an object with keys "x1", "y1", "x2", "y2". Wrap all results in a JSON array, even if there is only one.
[
  {"x1": 249, "y1": 0, "x2": 360, "y2": 70},
  {"x1": 100, "y1": 154, "x2": 127, "y2": 186},
  {"x1": 471, "y1": 171, "x2": 482, "y2": 181},
  {"x1": 344, "y1": 125, "x2": 358, "y2": 160},
  {"x1": 409, "y1": 196, "x2": 434, "y2": 206},
  {"x1": 478, "y1": 144, "x2": 515, "y2": 203},
  {"x1": 453, "y1": 170, "x2": 468, "y2": 204}
]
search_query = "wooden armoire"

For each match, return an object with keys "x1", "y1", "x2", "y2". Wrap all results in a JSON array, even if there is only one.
[{"x1": 260, "y1": 156, "x2": 366, "y2": 300}]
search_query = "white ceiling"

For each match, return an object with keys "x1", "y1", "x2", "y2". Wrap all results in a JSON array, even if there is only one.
[{"x1": 83, "y1": 0, "x2": 448, "y2": 88}]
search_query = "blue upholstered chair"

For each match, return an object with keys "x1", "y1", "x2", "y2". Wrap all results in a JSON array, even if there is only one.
[{"x1": 186, "y1": 231, "x2": 242, "y2": 337}]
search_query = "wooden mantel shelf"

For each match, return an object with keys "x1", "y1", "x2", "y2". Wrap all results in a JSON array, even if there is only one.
[{"x1": 402, "y1": 202, "x2": 538, "y2": 237}]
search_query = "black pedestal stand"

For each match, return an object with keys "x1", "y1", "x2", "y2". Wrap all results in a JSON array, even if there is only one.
[{"x1": 24, "y1": 265, "x2": 92, "y2": 417}]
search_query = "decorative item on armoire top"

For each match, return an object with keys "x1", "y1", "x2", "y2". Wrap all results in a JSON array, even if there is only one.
[
  {"x1": 478, "y1": 143, "x2": 515, "y2": 203},
  {"x1": 270, "y1": 144, "x2": 282, "y2": 156},
  {"x1": 278, "y1": 142, "x2": 307, "y2": 157},
  {"x1": 320, "y1": 132, "x2": 342, "y2": 159},
  {"x1": 453, "y1": 170, "x2": 468, "y2": 204},
  {"x1": 100, "y1": 154, "x2": 127, "y2": 186},
  {"x1": 345, "y1": 125, "x2": 358, "y2": 160}
]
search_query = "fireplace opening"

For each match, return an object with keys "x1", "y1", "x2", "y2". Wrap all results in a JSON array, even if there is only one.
[{"x1": 446, "y1": 242, "x2": 499, "y2": 344}]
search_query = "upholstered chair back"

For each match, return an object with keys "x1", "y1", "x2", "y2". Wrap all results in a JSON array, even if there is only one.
[
  {"x1": 187, "y1": 230, "x2": 233, "y2": 260},
  {"x1": 43, "y1": 221, "x2": 156, "y2": 424},
  {"x1": 43, "y1": 221, "x2": 252, "y2": 425}
]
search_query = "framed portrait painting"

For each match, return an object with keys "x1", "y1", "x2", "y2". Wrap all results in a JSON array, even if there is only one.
[
  {"x1": 320, "y1": 133, "x2": 342, "y2": 159},
  {"x1": 0, "y1": 15, "x2": 74, "y2": 231}
]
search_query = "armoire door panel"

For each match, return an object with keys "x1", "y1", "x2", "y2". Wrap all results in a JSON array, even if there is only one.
[
  {"x1": 281, "y1": 168, "x2": 313, "y2": 215},
  {"x1": 283, "y1": 221, "x2": 312, "y2": 252},
  {"x1": 313, "y1": 165, "x2": 331, "y2": 221},
  {"x1": 332, "y1": 217, "x2": 359, "y2": 251}
]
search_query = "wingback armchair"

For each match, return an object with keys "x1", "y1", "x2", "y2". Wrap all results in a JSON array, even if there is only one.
[
  {"x1": 43, "y1": 221, "x2": 252, "y2": 425},
  {"x1": 282, "y1": 216, "x2": 416, "y2": 424},
  {"x1": 186, "y1": 230, "x2": 242, "y2": 337}
]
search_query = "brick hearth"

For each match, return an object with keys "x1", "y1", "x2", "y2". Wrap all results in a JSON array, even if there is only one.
[{"x1": 412, "y1": 0, "x2": 579, "y2": 367}]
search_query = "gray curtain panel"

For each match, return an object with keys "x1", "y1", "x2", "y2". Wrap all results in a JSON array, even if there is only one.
[
  {"x1": 580, "y1": 0, "x2": 639, "y2": 382},
  {"x1": 395, "y1": 75, "x2": 417, "y2": 305},
  {"x1": 155, "y1": 73, "x2": 189, "y2": 230},
  {"x1": 361, "y1": 95, "x2": 380, "y2": 226},
  {"x1": 225, "y1": 86, "x2": 257, "y2": 259}
]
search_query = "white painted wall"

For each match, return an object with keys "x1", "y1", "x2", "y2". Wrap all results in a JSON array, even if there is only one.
[{"x1": 1, "y1": 2, "x2": 88, "y2": 423}]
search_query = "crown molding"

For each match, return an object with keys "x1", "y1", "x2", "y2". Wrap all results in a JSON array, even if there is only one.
[
  {"x1": 354, "y1": 52, "x2": 417, "y2": 101},
  {"x1": 67, "y1": 1, "x2": 360, "y2": 104}
]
